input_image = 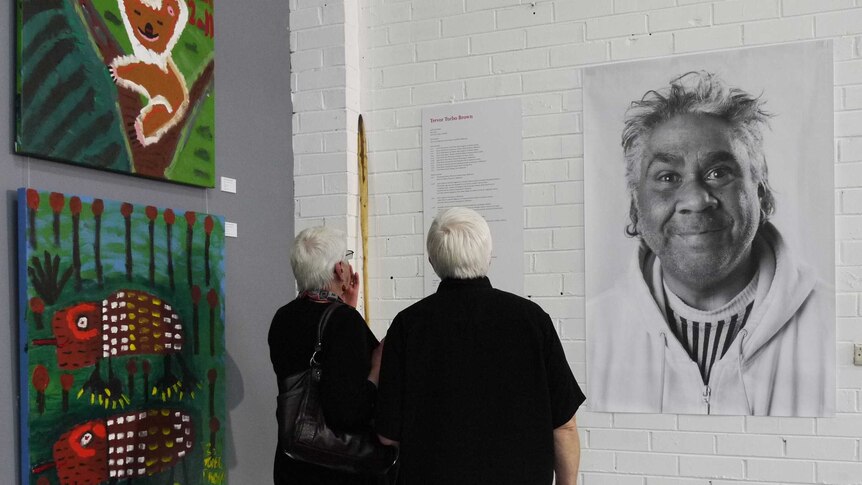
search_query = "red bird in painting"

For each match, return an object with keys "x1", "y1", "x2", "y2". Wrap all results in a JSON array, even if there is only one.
[
  {"x1": 45, "y1": 409, "x2": 194, "y2": 485},
  {"x1": 35, "y1": 290, "x2": 197, "y2": 406},
  {"x1": 52, "y1": 290, "x2": 183, "y2": 367}
]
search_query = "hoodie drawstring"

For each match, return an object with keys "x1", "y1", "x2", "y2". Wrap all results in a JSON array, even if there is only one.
[
  {"x1": 659, "y1": 332, "x2": 667, "y2": 412},
  {"x1": 736, "y1": 329, "x2": 752, "y2": 414}
]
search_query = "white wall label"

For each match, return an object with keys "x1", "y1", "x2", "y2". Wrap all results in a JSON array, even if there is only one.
[
  {"x1": 220, "y1": 177, "x2": 237, "y2": 193},
  {"x1": 422, "y1": 98, "x2": 524, "y2": 296},
  {"x1": 225, "y1": 221, "x2": 238, "y2": 238}
]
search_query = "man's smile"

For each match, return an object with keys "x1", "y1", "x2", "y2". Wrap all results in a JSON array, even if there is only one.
[
  {"x1": 674, "y1": 226, "x2": 728, "y2": 236},
  {"x1": 666, "y1": 216, "x2": 731, "y2": 237}
]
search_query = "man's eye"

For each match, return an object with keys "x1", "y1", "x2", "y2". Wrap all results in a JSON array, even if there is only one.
[
  {"x1": 655, "y1": 173, "x2": 679, "y2": 183},
  {"x1": 705, "y1": 167, "x2": 732, "y2": 180}
]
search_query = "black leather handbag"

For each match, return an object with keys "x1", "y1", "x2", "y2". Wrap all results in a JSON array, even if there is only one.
[{"x1": 277, "y1": 302, "x2": 398, "y2": 474}]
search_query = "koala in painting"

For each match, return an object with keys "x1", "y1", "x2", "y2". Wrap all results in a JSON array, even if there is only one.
[{"x1": 111, "y1": 0, "x2": 190, "y2": 146}]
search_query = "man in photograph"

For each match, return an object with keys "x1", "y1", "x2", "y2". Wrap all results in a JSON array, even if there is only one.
[{"x1": 588, "y1": 71, "x2": 833, "y2": 416}]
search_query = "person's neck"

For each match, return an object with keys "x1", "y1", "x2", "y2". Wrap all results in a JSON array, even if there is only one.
[
  {"x1": 326, "y1": 282, "x2": 344, "y2": 299},
  {"x1": 662, "y1": 253, "x2": 757, "y2": 312}
]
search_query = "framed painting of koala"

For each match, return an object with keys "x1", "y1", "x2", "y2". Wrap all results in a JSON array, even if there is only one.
[{"x1": 15, "y1": 0, "x2": 216, "y2": 188}]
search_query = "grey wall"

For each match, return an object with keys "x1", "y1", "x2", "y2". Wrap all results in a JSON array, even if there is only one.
[{"x1": 0, "y1": 1, "x2": 294, "y2": 483}]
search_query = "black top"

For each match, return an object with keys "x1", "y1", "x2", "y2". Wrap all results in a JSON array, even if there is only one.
[
  {"x1": 376, "y1": 277, "x2": 585, "y2": 485},
  {"x1": 269, "y1": 298, "x2": 380, "y2": 485}
]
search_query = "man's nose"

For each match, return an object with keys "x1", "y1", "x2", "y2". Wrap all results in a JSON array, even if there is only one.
[{"x1": 676, "y1": 179, "x2": 718, "y2": 213}]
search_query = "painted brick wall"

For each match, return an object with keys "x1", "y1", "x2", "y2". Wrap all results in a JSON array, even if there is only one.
[
  {"x1": 292, "y1": 0, "x2": 862, "y2": 482},
  {"x1": 290, "y1": 0, "x2": 372, "y2": 318},
  {"x1": 290, "y1": 0, "x2": 361, "y2": 235}
]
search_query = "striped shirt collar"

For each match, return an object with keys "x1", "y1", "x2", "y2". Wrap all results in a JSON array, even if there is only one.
[
  {"x1": 299, "y1": 289, "x2": 344, "y2": 303},
  {"x1": 663, "y1": 269, "x2": 759, "y2": 325}
]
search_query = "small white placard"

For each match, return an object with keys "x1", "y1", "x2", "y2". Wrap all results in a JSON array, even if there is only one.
[
  {"x1": 224, "y1": 221, "x2": 238, "y2": 238},
  {"x1": 220, "y1": 177, "x2": 237, "y2": 193}
]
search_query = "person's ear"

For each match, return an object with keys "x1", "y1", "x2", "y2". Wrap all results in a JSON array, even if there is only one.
[{"x1": 627, "y1": 198, "x2": 641, "y2": 237}]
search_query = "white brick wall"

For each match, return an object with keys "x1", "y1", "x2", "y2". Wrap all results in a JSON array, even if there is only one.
[
  {"x1": 290, "y1": 0, "x2": 862, "y2": 482},
  {"x1": 290, "y1": 0, "x2": 369, "y2": 322}
]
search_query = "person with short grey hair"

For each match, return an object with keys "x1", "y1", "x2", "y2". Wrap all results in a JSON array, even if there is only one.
[
  {"x1": 269, "y1": 225, "x2": 386, "y2": 484},
  {"x1": 425, "y1": 206, "x2": 493, "y2": 280},
  {"x1": 291, "y1": 225, "x2": 355, "y2": 294},
  {"x1": 588, "y1": 72, "x2": 833, "y2": 416},
  {"x1": 376, "y1": 207, "x2": 585, "y2": 485}
]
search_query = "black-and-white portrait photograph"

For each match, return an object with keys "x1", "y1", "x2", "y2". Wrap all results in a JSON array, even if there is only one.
[{"x1": 584, "y1": 41, "x2": 835, "y2": 416}]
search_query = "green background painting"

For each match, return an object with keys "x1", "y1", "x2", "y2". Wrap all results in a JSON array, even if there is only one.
[
  {"x1": 18, "y1": 188, "x2": 226, "y2": 485},
  {"x1": 16, "y1": 0, "x2": 215, "y2": 187}
]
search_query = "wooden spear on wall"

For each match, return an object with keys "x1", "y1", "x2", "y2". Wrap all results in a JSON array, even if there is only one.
[{"x1": 358, "y1": 115, "x2": 370, "y2": 324}]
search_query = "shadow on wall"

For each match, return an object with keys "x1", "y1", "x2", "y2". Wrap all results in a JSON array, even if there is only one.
[{"x1": 5, "y1": 190, "x2": 21, "y2": 484}]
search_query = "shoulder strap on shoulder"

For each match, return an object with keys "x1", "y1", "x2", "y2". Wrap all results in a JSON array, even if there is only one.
[{"x1": 314, "y1": 302, "x2": 343, "y2": 353}]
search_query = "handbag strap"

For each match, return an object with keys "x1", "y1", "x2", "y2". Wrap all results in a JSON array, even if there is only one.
[
  {"x1": 309, "y1": 302, "x2": 343, "y2": 369},
  {"x1": 276, "y1": 302, "x2": 343, "y2": 394}
]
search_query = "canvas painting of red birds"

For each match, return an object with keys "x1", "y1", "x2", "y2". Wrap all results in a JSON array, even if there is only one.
[{"x1": 18, "y1": 188, "x2": 226, "y2": 485}]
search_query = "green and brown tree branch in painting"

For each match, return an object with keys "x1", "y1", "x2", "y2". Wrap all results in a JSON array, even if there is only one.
[{"x1": 18, "y1": 0, "x2": 215, "y2": 185}]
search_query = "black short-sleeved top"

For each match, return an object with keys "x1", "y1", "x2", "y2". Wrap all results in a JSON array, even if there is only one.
[
  {"x1": 268, "y1": 298, "x2": 381, "y2": 485},
  {"x1": 375, "y1": 277, "x2": 585, "y2": 485}
]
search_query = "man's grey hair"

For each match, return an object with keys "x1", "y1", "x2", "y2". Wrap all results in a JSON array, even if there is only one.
[
  {"x1": 427, "y1": 207, "x2": 492, "y2": 280},
  {"x1": 622, "y1": 71, "x2": 775, "y2": 236},
  {"x1": 290, "y1": 225, "x2": 348, "y2": 292}
]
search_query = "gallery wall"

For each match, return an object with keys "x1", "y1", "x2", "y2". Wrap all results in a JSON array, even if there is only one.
[
  {"x1": 1, "y1": 0, "x2": 294, "y2": 483},
  {"x1": 289, "y1": 0, "x2": 862, "y2": 483}
]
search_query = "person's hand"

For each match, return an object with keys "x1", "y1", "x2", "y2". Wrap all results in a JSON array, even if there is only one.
[
  {"x1": 368, "y1": 339, "x2": 385, "y2": 386},
  {"x1": 342, "y1": 263, "x2": 360, "y2": 308}
]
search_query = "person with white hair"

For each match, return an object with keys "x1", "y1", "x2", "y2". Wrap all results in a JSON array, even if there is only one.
[
  {"x1": 375, "y1": 207, "x2": 585, "y2": 485},
  {"x1": 268, "y1": 225, "x2": 386, "y2": 485}
]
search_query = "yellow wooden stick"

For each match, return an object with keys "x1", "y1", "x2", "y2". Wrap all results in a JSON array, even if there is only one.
[{"x1": 358, "y1": 115, "x2": 370, "y2": 324}]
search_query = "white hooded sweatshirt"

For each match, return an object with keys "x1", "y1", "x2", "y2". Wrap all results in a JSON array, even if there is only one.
[{"x1": 587, "y1": 223, "x2": 834, "y2": 416}]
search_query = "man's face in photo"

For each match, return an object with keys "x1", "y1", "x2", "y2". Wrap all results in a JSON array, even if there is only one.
[{"x1": 634, "y1": 113, "x2": 761, "y2": 289}]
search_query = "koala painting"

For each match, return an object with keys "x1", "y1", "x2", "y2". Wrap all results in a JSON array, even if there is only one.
[
  {"x1": 17, "y1": 0, "x2": 215, "y2": 186},
  {"x1": 111, "y1": 0, "x2": 190, "y2": 147}
]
